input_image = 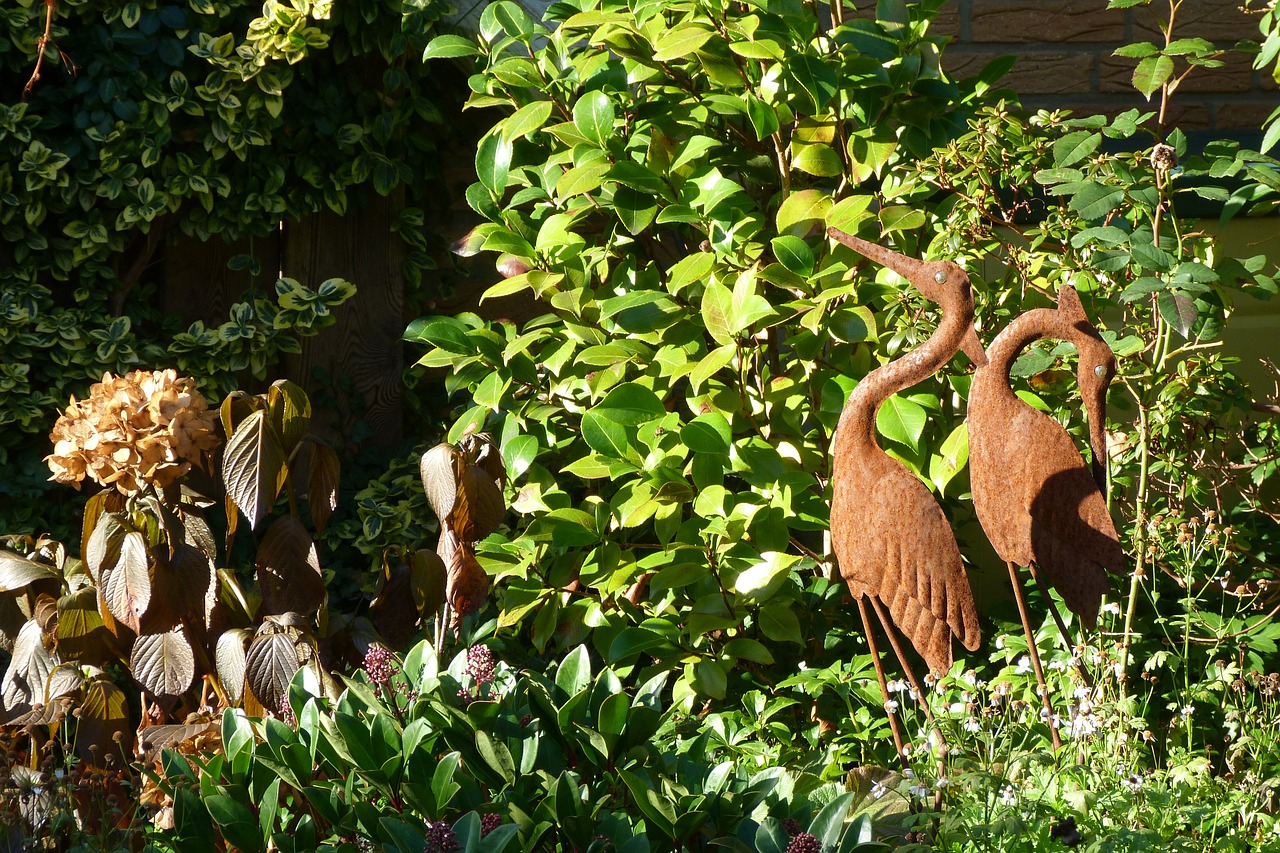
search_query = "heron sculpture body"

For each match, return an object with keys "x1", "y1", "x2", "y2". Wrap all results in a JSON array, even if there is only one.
[
  {"x1": 827, "y1": 229, "x2": 985, "y2": 754},
  {"x1": 968, "y1": 285, "x2": 1126, "y2": 747}
]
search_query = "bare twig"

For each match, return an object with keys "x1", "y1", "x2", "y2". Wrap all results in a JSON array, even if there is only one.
[{"x1": 23, "y1": 0, "x2": 58, "y2": 99}]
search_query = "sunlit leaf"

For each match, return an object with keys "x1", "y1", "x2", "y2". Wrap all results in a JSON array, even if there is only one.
[
  {"x1": 222, "y1": 409, "x2": 288, "y2": 530},
  {"x1": 131, "y1": 629, "x2": 195, "y2": 697}
]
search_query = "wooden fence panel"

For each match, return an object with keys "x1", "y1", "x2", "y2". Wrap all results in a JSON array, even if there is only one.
[{"x1": 280, "y1": 192, "x2": 406, "y2": 453}]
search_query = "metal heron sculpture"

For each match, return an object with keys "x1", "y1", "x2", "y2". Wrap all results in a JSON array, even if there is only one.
[
  {"x1": 827, "y1": 228, "x2": 985, "y2": 761},
  {"x1": 968, "y1": 284, "x2": 1127, "y2": 750}
]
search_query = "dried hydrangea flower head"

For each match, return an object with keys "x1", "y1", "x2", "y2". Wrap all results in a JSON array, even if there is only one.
[{"x1": 45, "y1": 369, "x2": 220, "y2": 495}]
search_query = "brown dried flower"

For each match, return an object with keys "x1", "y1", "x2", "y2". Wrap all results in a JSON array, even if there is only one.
[{"x1": 46, "y1": 369, "x2": 220, "y2": 495}]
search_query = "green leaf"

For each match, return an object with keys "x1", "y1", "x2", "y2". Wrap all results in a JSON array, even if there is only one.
[
  {"x1": 1132, "y1": 54, "x2": 1174, "y2": 99},
  {"x1": 404, "y1": 316, "x2": 475, "y2": 353},
  {"x1": 1157, "y1": 291, "x2": 1198, "y2": 338},
  {"x1": 776, "y1": 189, "x2": 832, "y2": 236},
  {"x1": 759, "y1": 603, "x2": 802, "y2": 644},
  {"x1": 613, "y1": 185, "x2": 658, "y2": 235},
  {"x1": 204, "y1": 795, "x2": 262, "y2": 853},
  {"x1": 555, "y1": 645, "x2": 591, "y2": 698},
  {"x1": 771, "y1": 235, "x2": 815, "y2": 277},
  {"x1": 680, "y1": 413, "x2": 732, "y2": 454},
  {"x1": 503, "y1": 101, "x2": 554, "y2": 142},
  {"x1": 733, "y1": 551, "x2": 801, "y2": 601},
  {"x1": 689, "y1": 343, "x2": 737, "y2": 392},
  {"x1": 929, "y1": 422, "x2": 969, "y2": 493},
  {"x1": 596, "y1": 383, "x2": 665, "y2": 425},
  {"x1": 876, "y1": 394, "x2": 927, "y2": 452},
  {"x1": 1068, "y1": 182, "x2": 1125, "y2": 221},
  {"x1": 573, "y1": 92, "x2": 615, "y2": 149},
  {"x1": 808, "y1": 792, "x2": 854, "y2": 849},
  {"x1": 693, "y1": 659, "x2": 727, "y2": 699},
  {"x1": 424, "y1": 34, "x2": 480, "y2": 59},
  {"x1": 476, "y1": 132, "x2": 513, "y2": 195},
  {"x1": 580, "y1": 414, "x2": 631, "y2": 460},
  {"x1": 652, "y1": 23, "x2": 715, "y2": 62},
  {"x1": 1052, "y1": 131, "x2": 1102, "y2": 168}
]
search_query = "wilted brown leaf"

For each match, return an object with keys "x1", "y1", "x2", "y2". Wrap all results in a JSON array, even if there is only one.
[
  {"x1": 411, "y1": 548, "x2": 447, "y2": 617},
  {"x1": 369, "y1": 561, "x2": 418, "y2": 650},
  {"x1": 256, "y1": 516, "x2": 325, "y2": 616},
  {"x1": 439, "y1": 530, "x2": 489, "y2": 619},
  {"x1": 420, "y1": 442, "x2": 462, "y2": 523},
  {"x1": 451, "y1": 463, "x2": 505, "y2": 541},
  {"x1": 307, "y1": 441, "x2": 341, "y2": 537}
]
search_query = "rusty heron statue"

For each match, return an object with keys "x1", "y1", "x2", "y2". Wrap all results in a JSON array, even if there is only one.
[
  {"x1": 827, "y1": 228, "x2": 985, "y2": 762},
  {"x1": 968, "y1": 284, "x2": 1127, "y2": 750}
]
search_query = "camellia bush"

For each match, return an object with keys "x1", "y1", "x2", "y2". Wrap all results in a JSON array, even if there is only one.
[{"x1": 400, "y1": 0, "x2": 1280, "y2": 848}]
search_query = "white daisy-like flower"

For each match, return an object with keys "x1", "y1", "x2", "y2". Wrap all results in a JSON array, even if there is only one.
[
  {"x1": 1016, "y1": 656, "x2": 1032, "y2": 675},
  {"x1": 1000, "y1": 785, "x2": 1017, "y2": 805}
]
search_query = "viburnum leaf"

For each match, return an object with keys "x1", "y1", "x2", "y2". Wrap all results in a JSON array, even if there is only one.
[
  {"x1": 256, "y1": 516, "x2": 325, "y2": 616},
  {"x1": 130, "y1": 629, "x2": 196, "y2": 697},
  {"x1": 102, "y1": 530, "x2": 151, "y2": 632},
  {"x1": 0, "y1": 550, "x2": 59, "y2": 593},
  {"x1": 306, "y1": 441, "x2": 341, "y2": 537},
  {"x1": 216, "y1": 628, "x2": 251, "y2": 703},
  {"x1": 266, "y1": 380, "x2": 311, "y2": 456},
  {"x1": 222, "y1": 409, "x2": 288, "y2": 530},
  {"x1": 245, "y1": 629, "x2": 301, "y2": 714},
  {"x1": 84, "y1": 512, "x2": 127, "y2": 583}
]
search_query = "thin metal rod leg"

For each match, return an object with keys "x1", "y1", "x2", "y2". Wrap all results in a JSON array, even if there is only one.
[
  {"x1": 1008, "y1": 561, "x2": 1063, "y2": 753},
  {"x1": 857, "y1": 596, "x2": 909, "y2": 771},
  {"x1": 1025, "y1": 560, "x2": 1096, "y2": 690},
  {"x1": 868, "y1": 597, "x2": 949, "y2": 814}
]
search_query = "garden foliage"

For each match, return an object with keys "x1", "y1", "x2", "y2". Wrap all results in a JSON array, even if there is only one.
[
  {"x1": 0, "y1": 0, "x2": 446, "y2": 533},
  {"x1": 4, "y1": 0, "x2": 1280, "y2": 850}
]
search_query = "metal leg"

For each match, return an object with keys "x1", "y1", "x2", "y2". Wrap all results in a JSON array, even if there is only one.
[
  {"x1": 857, "y1": 596, "x2": 909, "y2": 771},
  {"x1": 1008, "y1": 561, "x2": 1063, "y2": 753}
]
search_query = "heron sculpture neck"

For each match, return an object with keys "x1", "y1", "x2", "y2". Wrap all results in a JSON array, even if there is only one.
[
  {"x1": 976, "y1": 288, "x2": 1113, "y2": 490},
  {"x1": 829, "y1": 234, "x2": 986, "y2": 461}
]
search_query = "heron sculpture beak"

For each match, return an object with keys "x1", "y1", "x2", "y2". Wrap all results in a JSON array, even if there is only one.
[{"x1": 828, "y1": 228, "x2": 989, "y2": 368}]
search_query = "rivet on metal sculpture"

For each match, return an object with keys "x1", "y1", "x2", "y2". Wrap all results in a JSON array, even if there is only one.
[
  {"x1": 826, "y1": 227, "x2": 985, "y2": 765},
  {"x1": 968, "y1": 285, "x2": 1128, "y2": 750}
]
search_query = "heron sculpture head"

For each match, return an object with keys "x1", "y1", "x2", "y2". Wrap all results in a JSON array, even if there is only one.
[{"x1": 827, "y1": 228, "x2": 988, "y2": 367}]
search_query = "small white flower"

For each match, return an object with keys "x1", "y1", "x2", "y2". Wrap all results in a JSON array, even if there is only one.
[
  {"x1": 936, "y1": 777, "x2": 951, "y2": 789},
  {"x1": 1048, "y1": 659, "x2": 1067, "y2": 672},
  {"x1": 903, "y1": 768, "x2": 916, "y2": 779},
  {"x1": 1102, "y1": 601, "x2": 1121, "y2": 616},
  {"x1": 888, "y1": 679, "x2": 908, "y2": 694},
  {"x1": 1073, "y1": 686, "x2": 1090, "y2": 700},
  {"x1": 1123, "y1": 771, "x2": 1144, "y2": 791},
  {"x1": 909, "y1": 782, "x2": 931, "y2": 799},
  {"x1": 964, "y1": 717, "x2": 982, "y2": 733},
  {"x1": 884, "y1": 699, "x2": 899, "y2": 714},
  {"x1": 1000, "y1": 785, "x2": 1017, "y2": 805},
  {"x1": 797, "y1": 661, "x2": 808, "y2": 670},
  {"x1": 949, "y1": 702, "x2": 966, "y2": 715},
  {"x1": 1016, "y1": 656, "x2": 1032, "y2": 675},
  {"x1": 871, "y1": 781, "x2": 888, "y2": 799},
  {"x1": 996, "y1": 635, "x2": 1007, "y2": 650},
  {"x1": 1181, "y1": 704, "x2": 1195, "y2": 719}
]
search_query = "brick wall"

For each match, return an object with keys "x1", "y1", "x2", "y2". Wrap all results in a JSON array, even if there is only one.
[{"x1": 928, "y1": 0, "x2": 1275, "y2": 133}]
